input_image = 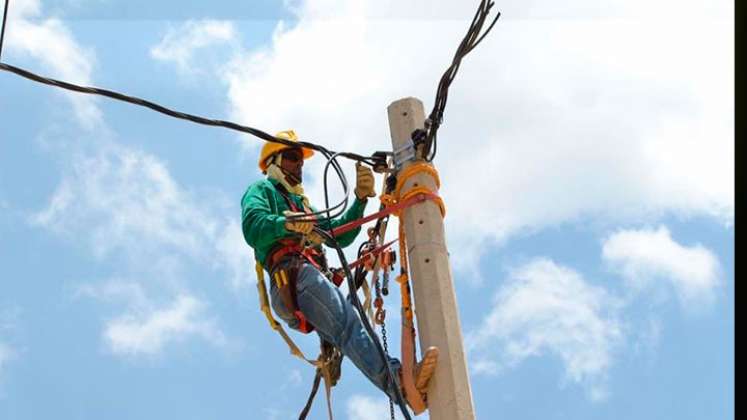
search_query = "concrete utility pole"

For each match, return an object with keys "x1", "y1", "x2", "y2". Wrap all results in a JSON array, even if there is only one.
[{"x1": 387, "y1": 97, "x2": 476, "y2": 420}]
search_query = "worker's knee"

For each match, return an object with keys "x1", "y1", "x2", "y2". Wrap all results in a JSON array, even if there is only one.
[{"x1": 296, "y1": 265, "x2": 349, "y2": 337}]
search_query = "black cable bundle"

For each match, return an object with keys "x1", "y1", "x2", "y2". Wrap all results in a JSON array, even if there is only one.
[{"x1": 422, "y1": 0, "x2": 501, "y2": 161}]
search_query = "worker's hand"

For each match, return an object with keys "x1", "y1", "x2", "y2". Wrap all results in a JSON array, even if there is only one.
[
  {"x1": 284, "y1": 211, "x2": 314, "y2": 235},
  {"x1": 354, "y1": 162, "x2": 376, "y2": 200},
  {"x1": 304, "y1": 230, "x2": 325, "y2": 247}
]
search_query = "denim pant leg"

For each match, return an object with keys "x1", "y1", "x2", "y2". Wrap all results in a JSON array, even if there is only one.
[{"x1": 270, "y1": 263, "x2": 401, "y2": 399}]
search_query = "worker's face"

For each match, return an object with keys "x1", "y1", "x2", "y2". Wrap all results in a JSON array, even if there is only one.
[{"x1": 280, "y1": 148, "x2": 304, "y2": 185}]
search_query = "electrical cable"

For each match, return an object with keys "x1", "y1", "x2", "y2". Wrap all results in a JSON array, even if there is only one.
[
  {"x1": 0, "y1": 0, "x2": 8, "y2": 61},
  {"x1": 320, "y1": 152, "x2": 351, "y2": 222},
  {"x1": 0, "y1": 0, "x2": 372, "y2": 222},
  {"x1": 422, "y1": 0, "x2": 501, "y2": 162},
  {"x1": 0, "y1": 61, "x2": 375, "y2": 163},
  {"x1": 0, "y1": 60, "x2": 365, "y2": 223}
]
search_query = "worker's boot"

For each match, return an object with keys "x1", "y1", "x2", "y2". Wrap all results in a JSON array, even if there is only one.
[
  {"x1": 320, "y1": 340, "x2": 342, "y2": 386},
  {"x1": 400, "y1": 346, "x2": 439, "y2": 414},
  {"x1": 414, "y1": 346, "x2": 439, "y2": 395},
  {"x1": 414, "y1": 346, "x2": 439, "y2": 396}
]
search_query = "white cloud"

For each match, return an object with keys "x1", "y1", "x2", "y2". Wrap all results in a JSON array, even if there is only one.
[
  {"x1": 5, "y1": 0, "x2": 102, "y2": 128},
  {"x1": 467, "y1": 258, "x2": 623, "y2": 400},
  {"x1": 150, "y1": 20, "x2": 237, "y2": 74},
  {"x1": 103, "y1": 294, "x2": 227, "y2": 356},
  {"x1": 31, "y1": 142, "x2": 220, "y2": 260},
  {"x1": 631, "y1": 316, "x2": 662, "y2": 359},
  {"x1": 6, "y1": 0, "x2": 41, "y2": 18},
  {"x1": 602, "y1": 226, "x2": 721, "y2": 306},
  {"x1": 31, "y1": 140, "x2": 255, "y2": 287},
  {"x1": 286, "y1": 0, "x2": 731, "y2": 20},
  {"x1": 78, "y1": 278, "x2": 235, "y2": 358},
  {"x1": 220, "y1": 0, "x2": 733, "y2": 274},
  {"x1": 7, "y1": 2, "x2": 252, "y2": 362},
  {"x1": 346, "y1": 394, "x2": 404, "y2": 420},
  {"x1": 214, "y1": 219, "x2": 256, "y2": 290},
  {"x1": 31, "y1": 142, "x2": 253, "y2": 357}
]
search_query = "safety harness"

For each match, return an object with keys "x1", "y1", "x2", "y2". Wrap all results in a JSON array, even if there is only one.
[{"x1": 264, "y1": 185, "x2": 328, "y2": 333}]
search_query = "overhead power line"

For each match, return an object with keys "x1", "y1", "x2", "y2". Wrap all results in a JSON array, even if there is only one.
[
  {"x1": 0, "y1": 0, "x2": 9, "y2": 61},
  {"x1": 422, "y1": 0, "x2": 500, "y2": 161},
  {"x1": 0, "y1": 61, "x2": 375, "y2": 165}
]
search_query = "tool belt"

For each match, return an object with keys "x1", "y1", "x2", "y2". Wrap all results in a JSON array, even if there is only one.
[{"x1": 266, "y1": 238, "x2": 332, "y2": 334}]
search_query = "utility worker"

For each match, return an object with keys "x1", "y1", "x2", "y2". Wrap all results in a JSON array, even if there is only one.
[{"x1": 241, "y1": 130, "x2": 437, "y2": 406}]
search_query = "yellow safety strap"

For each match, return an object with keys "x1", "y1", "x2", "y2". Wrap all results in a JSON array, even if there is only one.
[
  {"x1": 256, "y1": 261, "x2": 337, "y2": 419},
  {"x1": 255, "y1": 262, "x2": 319, "y2": 366}
]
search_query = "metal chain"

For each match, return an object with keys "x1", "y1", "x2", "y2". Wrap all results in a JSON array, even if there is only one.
[{"x1": 374, "y1": 270, "x2": 395, "y2": 420}]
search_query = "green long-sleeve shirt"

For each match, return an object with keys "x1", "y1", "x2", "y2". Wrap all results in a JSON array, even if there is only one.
[{"x1": 241, "y1": 178, "x2": 367, "y2": 265}]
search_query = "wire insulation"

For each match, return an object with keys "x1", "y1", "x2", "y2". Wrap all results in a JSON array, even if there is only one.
[
  {"x1": 0, "y1": 0, "x2": 9, "y2": 61},
  {"x1": 423, "y1": 0, "x2": 500, "y2": 161}
]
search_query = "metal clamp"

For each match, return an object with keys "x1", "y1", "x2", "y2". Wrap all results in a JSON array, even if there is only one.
[{"x1": 393, "y1": 139, "x2": 415, "y2": 170}]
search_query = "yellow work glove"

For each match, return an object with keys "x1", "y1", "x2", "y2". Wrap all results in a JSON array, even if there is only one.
[
  {"x1": 304, "y1": 230, "x2": 325, "y2": 247},
  {"x1": 283, "y1": 210, "x2": 314, "y2": 235},
  {"x1": 354, "y1": 162, "x2": 376, "y2": 200}
]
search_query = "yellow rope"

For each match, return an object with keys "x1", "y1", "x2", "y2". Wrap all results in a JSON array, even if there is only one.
[
  {"x1": 397, "y1": 223, "x2": 414, "y2": 322},
  {"x1": 256, "y1": 263, "x2": 338, "y2": 418},
  {"x1": 380, "y1": 162, "x2": 446, "y2": 219},
  {"x1": 255, "y1": 262, "x2": 322, "y2": 366},
  {"x1": 394, "y1": 162, "x2": 441, "y2": 196}
]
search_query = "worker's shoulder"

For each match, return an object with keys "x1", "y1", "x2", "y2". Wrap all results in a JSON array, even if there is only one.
[
  {"x1": 242, "y1": 178, "x2": 277, "y2": 202},
  {"x1": 247, "y1": 178, "x2": 274, "y2": 191}
]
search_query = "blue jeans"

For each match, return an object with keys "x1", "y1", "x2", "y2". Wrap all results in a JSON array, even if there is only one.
[{"x1": 270, "y1": 262, "x2": 401, "y2": 399}]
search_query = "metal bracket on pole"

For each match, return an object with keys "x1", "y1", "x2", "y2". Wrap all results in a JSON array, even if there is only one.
[{"x1": 393, "y1": 139, "x2": 415, "y2": 171}]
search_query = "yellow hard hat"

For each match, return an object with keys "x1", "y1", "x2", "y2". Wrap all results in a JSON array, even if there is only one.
[{"x1": 258, "y1": 130, "x2": 314, "y2": 172}]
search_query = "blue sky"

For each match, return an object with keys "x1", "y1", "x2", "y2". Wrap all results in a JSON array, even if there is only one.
[{"x1": 0, "y1": 1, "x2": 734, "y2": 419}]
